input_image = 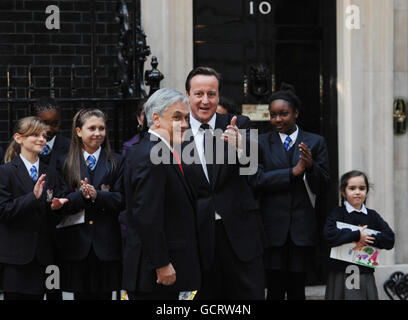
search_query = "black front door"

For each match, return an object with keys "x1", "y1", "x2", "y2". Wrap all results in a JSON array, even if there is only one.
[{"x1": 193, "y1": 0, "x2": 338, "y2": 285}]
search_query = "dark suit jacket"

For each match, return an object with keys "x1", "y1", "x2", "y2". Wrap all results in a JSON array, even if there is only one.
[
  {"x1": 183, "y1": 113, "x2": 264, "y2": 270},
  {"x1": 56, "y1": 149, "x2": 125, "y2": 262},
  {"x1": 0, "y1": 156, "x2": 70, "y2": 265},
  {"x1": 122, "y1": 133, "x2": 201, "y2": 293},
  {"x1": 249, "y1": 129, "x2": 330, "y2": 247},
  {"x1": 39, "y1": 134, "x2": 70, "y2": 174}
]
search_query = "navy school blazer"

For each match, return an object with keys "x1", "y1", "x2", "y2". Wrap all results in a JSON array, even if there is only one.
[
  {"x1": 249, "y1": 129, "x2": 330, "y2": 247},
  {"x1": 55, "y1": 149, "x2": 125, "y2": 262},
  {"x1": 0, "y1": 156, "x2": 79, "y2": 265},
  {"x1": 122, "y1": 134, "x2": 201, "y2": 293}
]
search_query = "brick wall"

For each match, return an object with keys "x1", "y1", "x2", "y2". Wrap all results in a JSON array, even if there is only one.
[{"x1": 0, "y1": 0, "x2": 140, "y2": 149}]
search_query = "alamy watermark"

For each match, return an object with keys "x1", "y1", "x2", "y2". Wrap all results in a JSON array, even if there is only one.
[
  {"x1": 45, "y1": 5, "x2": 60, "y2": 30},
  {"x1": 345, "y1": 265, "x2": 360, "y2": 290},
  {"x1": 149, "y1": 128, "x2": 259, "y2": 176},
  {"x1": 345, "y1": 5, "x2": 360, "y2": 30},
  {"x1": 45, "y1": 264, "x2": 60, "y2": 290}
]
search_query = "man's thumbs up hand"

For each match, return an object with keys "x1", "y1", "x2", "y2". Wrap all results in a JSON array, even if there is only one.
[{"x1": 221, "y1": 116, "x2": 242, "y2": 150}]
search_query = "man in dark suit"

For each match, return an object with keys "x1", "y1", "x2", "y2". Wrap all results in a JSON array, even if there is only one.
[
  {"x1": 122, "y1": 88, "x2": 201, "y2": 300},
  {"x1": 183, "y1": 67, "x2": 265, "y2": 299},
  {"x1": 34, "y1": 97, "x2": 70, "y2": 174}
]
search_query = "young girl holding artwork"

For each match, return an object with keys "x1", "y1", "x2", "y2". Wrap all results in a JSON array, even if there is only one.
[
  {"x1": 324, "y1": 170, "x2": 395, "y2": 300},
  {"x1": 58, "y1": 108, "x2": 125, "y2": 300},
  {"x1": 0, "y1": 117, "x2": 69, "y2": 300}
]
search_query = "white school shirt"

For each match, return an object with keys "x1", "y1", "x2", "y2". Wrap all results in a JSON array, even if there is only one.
[
  {"x1": 20, "y1": 154, "x2": 39, "y2": 177},
  {"x1": 278, "y1": 125, "x2": 299, "y2": 149},
  {"x1": 83, "y1": 146, "x2": 101, "y2": 166},
  {"x1": 344, "y1": 201, "x2": 368, "y2": 215}
]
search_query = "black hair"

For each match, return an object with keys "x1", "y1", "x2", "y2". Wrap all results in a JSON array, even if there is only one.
[
  {"x1": 133, "y1": 98, "x2": 145, "y2": 118},
  {"x1": 218, "y1": 96, "x2": 241, "y2": 115},
  {"x1": 268, "y1": 82, "x2": 301, "y2": 112},
  {"x1": 185, "y1": 66, "x2": 222, "y2": 93},
  {"x1": 34, "y1": 97, "x2": 61, "y2": 115},
  {"x1": 340, "y1": 170, "x2": 371, "y2": 205}
]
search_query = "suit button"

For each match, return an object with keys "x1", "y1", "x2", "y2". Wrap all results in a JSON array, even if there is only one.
[{"x1": 89, "y1": 220, "x2": 93, "y2": 225}]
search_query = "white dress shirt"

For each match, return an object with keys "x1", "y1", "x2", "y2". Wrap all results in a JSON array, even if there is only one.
[
  {"x1": 190, "y1": 114, "x2": 221, "y2": 220},
  {"x1": 189, "y1": 114, "x2": 216, "y2": 183}
]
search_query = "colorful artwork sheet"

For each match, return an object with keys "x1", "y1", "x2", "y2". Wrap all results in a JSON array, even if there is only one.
[{"x1": 329, "y1": 222, "x2": 381, "y2": 268}]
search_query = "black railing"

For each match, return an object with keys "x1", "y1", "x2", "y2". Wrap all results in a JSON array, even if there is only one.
[
  {"x1": 0, "y1": 0, "x2": 163, "y2": 153},
  {"x1": 384, "y1": 271, "x2": 408, "y2": 300}
]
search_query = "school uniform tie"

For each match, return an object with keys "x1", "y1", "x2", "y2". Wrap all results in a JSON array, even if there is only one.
[
  {"x1": 30, "y1": 165, "x2": 38, "y2": 182},
  {"x1": 86, "y1": 155, "x2": 96, "y2": 171},
  {"x1": 284, "y1": 136, "x2": 292, "y2": 151},
  {"x1": 200, "y1": 123, "x2": 214, "y2": 184},
  {"x1": 41, "y1": 144, "x2": 50, "y2": 156}
]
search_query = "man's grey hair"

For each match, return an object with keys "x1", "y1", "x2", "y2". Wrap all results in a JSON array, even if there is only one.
[{"x1": 145, "y1": 88, "x2": 189, "y2": 127}]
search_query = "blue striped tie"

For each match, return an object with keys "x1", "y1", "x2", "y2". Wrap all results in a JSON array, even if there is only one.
[
  {"x1": 41, "y1": 145, "x2": 50, "y2": 156},
  {"x1": 86, "y1": 155, "x2": 96, "y2": 171},
  {"x1": 30, "y1": 165, "x2": 38, "y2": 182},
  {"x1": 284, "y1": 136, "x2": 292, "y2": 151}
]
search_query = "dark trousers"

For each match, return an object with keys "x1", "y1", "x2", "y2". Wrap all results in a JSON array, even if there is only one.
[
  {"x1": 195, "y1": 220, "x2": 265, "y2": 300},
  {"x1": 4, "y1": 292, "x2": 44, "y2": 300},
  {"x1": 266, "y1": 269, "x2": 306, "y2": 300},
  {"x1": 128, "y1": 291, "x2": 178, "y2": 300}
]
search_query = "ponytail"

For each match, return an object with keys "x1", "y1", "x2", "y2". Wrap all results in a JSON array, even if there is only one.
[
  {"x1": 4, "y1": 116, "x2": 47, "y2": 163},
  {"x1": 4, "y1": 140, "x2": 21, "y2": 163}
]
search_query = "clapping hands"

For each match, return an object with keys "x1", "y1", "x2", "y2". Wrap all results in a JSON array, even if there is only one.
[
  {"x1": 33, "y1": 174, "x2": 69, "y2": 210},
  {"x1": 293, "y1": 142, "x2": 313, "y2": 177},
  {"x1": 80, "y1": 177, "x2": 97, "y2": 201}
]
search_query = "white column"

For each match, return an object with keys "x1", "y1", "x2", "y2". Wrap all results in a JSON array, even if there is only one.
[
  {"x1": 141, "y1": 0, "x2": 193, "y2": 93},
  {"x1": 337, "y1": 0, "x2": 395, "y2": 264},
  {"x1": 393, "y1": 0, "x2": 408, "y2": 264}
]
